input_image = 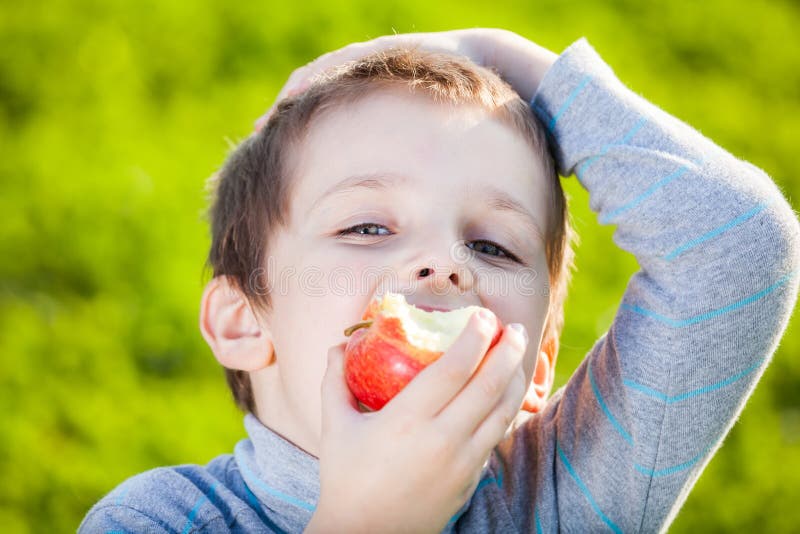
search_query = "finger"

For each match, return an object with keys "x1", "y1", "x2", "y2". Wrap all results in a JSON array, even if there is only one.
[
  {"x1": 254, "y1": 53, "x2": 349, "y2": 132},
  {"x1": 320, "y1": 343, "x2": 359, "y2": 431},
  {"x1": 255, "y1": 35, "x2": 432, "y2": 132},
  {"x1": 387, "y1": 309, "x2": 498, "y2": 419},
  {"x1": 275, "y1": 38, "x2": 414, "y2": 105},
  {"x1": 276, "y1": 65, "x2": 313, "y2": 101},
  {"x1": 436, "y1": 324, "x2": 528, "y2": 441},
  {"x1": 470, "y1": 362, "x2": 527, "y2": 459},
  {"x1": 273, "y1": 48, "x2": 349, "y2": 105},
  {"x1": 300, "y1": 40, "x2": 382, "y2": 80}
]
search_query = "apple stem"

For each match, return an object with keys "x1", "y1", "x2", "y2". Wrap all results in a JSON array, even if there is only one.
[{"x1": 343, "y1": 321, "x2": 373, "y2": 337}]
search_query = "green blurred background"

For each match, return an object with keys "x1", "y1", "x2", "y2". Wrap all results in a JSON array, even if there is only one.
[{"x1": 1, "y1": 0, "x2": 798, "y2": 531}]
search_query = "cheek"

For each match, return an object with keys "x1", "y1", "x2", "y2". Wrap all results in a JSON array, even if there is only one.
[
  {"x1": 267, "y1": 273, "x2": 378, "y2": 382},
  {"x1": 294, "y1": 242, "x2": 388, "y2": 297},
  {"x1": 481, "y1": 274, "x2": 550, "y2": 380},
  {"x1": 476, "y1": 266, "x2": 549, "y2": 319},
  {"x1": 270, "y1": 292, "x2": 360, "y2": 357}
]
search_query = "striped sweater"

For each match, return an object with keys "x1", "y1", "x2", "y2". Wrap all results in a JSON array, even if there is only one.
[{"x1": 80, "y1": 37, "x2": 800, "y2": 533}]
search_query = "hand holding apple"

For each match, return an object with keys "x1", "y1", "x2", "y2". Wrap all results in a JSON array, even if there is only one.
[
  {"x1": 309, "y1": 309, "x2": 529, "y2": 534},
  {"x1": 343, "y1": 293, "x2": 503, "y2": 411}
]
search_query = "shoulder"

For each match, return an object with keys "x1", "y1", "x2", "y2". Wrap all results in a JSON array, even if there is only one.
[{"x1": 79, "y1": 455, "x2": 248, "y2": 533}]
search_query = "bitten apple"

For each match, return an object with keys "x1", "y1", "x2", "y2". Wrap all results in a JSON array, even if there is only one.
[{"x1": 343, "y1": 293, "x2": 503, "y2": 411}]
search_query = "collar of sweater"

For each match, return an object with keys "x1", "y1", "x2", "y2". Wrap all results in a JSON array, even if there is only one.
[{"x1": 233, "y1": 413, "x2": 320, "y2": 525}]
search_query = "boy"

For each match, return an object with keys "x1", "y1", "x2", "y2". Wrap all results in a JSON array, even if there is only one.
[{"x1": 81, "y1": 29, "x2": 799, "y2": 532}]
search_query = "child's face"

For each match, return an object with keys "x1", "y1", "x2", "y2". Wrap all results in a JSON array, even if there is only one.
[{"x1": 255, "y1": 89, "x2": 552, "y2": 454}]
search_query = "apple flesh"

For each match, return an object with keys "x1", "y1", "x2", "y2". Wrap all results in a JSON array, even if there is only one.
[{"x1": 343, "y1": 293, "x2": 502, "y2": 411}]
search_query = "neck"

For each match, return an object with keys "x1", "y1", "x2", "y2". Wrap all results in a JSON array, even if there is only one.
[{"x1": 250, "y1": 366, "x2": 321, "y2": 458}]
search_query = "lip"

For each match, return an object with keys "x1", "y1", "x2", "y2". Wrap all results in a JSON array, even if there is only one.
[{"x1": 413, "y1": 304, "x2": 455, "y2": 313}]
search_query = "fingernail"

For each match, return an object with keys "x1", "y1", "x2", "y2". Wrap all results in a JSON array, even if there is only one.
[
  {"x1": 477, "y1": 309, "x2": 493, "y2": 323},
  {"x1": 509, "y1": 323, "x2": 528, "y2": 344}
]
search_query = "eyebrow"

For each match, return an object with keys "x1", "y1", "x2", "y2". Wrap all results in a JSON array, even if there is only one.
[
  {"x1": 310, "y1": 172, "x2": 409, "y2": 214},
  {"x1": 477, "y1": 185, "x2": 546, "y2": 243},
  {"x1": 310, "y1": 172, "x2": 545, "y2": 242}
]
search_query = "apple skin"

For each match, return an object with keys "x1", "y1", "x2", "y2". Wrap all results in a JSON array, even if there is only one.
[{"x1": 344, "y1": 304, "x2": 503, "y2": 411}]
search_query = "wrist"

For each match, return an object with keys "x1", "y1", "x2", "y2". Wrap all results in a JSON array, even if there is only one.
[{"x1": 477, "y1": 29, "x2": 558, "y2": 103}]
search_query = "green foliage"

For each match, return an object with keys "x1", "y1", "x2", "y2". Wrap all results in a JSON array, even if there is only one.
[{"x1": 1, "y1": 1, "x2": 798, "y2": 531}]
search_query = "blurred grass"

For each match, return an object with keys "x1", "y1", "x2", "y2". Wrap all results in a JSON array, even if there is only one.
[{"x1": 1, "y1": 0, "x2": 798, "y2": 531}]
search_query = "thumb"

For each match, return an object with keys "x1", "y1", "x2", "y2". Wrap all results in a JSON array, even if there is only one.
[{"x1": 321, "y1": 343, "x2": 359, "y2": 429}]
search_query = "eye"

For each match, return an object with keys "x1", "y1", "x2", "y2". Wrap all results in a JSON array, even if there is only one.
[
  {"x1": 467, "y1": 240, "x2": 521, "y2": 262},
  {"x1": 337, "y1": 223, "x2": 393, "y2": 237}
]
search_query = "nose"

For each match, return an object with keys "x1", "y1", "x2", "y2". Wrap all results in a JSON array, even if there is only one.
[{"x1": 414, "y1": 257, "x2": 474, "y2": 295}]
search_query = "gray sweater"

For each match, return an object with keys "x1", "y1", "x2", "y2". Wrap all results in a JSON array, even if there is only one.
[{"x1": 80, "y1": 37, "x2": 800, "y2": 533}]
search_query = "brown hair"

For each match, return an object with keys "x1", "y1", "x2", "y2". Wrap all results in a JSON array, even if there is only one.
[{"x1": 206, "y1": 48, "x2": 576, "y2": 413}]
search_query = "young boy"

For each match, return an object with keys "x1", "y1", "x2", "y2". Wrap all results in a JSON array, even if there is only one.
[{"x1": 81, "y1": 29, "x2": 799, "y2": 533}]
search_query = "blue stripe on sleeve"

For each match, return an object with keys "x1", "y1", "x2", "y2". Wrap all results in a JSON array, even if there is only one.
[
  {"x1": 576, "y1": 117, "x2": 647, "y2": 179},
  {"x1": 599, "y1": 159, "x2": 701, "y2": 224},
  {"x1": 115, "y1": 483, "x2": 131, "y2": 506},
  {"x1": 181, "y1": 482, "x2": 217, "y2": 534},
  {"x1": 624, "y1": 358, "x2": 764, "y2": 404},
  {"x1": 494, "y1": 450, "x2": 505, "y2": 488},
  {"x1": 535, "y1": 506, "x2": 544, "y2": 534},
  {"x1": 556, "y1": 440, "x2": 623, "y2": 534},
  {"x1": 664, "y1": 203, "x2": 769, "y2": 260},
  {"x1": 181, "y1": 495, "x2": 208, "y2": 534},
  {"x1": 447, "y1": 453, "x2": 504, "y2": 525},
  {"x1": 545, "y1": 75, "x2": 592, "y2": 132},
  {"x1": 588, "y1": 360, "x2": 634, "y2": 445},
  {"x1": 474, "y1": 472, "x2": 502, "y2": 493},
  {"x1": 621, "y1": 380, "x2": 669, "y2": 402},
  {"x1": 634, "y1": 444, "x2": 713, "y2": 478},
  {"x1": 622, "y1": 270, "x2": 795, "y2": 327}
]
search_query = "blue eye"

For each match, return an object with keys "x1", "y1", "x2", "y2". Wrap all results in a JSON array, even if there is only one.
[
  {"x1": 338, "y1": 223, "x2": 392, "y2": 237},
  {"x1": 337, "y1": 225, "x2": 520, "y2": 263},
  {"x1": 467, "y1": 240, "x2": 520, "y2": 262}
]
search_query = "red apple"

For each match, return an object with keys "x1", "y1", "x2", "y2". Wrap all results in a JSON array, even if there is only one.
[{"x1": 343, "y1": 293, "x2": 503, "y2": 411}]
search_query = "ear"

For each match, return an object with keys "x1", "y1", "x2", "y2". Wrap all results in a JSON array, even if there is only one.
[
  {"x1": 521, "y1": 336, "x2": 556, "y2": 413},
  {"x1": 199, "y1": 276, "x2": 274, "y2": 371}
]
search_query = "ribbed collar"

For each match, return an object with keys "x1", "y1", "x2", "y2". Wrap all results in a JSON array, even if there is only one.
[{"x1": 234, "y1": 413, "x2": 320, "y2": 531}]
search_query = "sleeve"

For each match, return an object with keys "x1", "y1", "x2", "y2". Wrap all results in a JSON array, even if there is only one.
[
  {"x1": 492, "y1": 37, "x2": 800, "y2": 533},
  {"x1": 79, "y1": 505, "x2": 173, "y2": 533}
]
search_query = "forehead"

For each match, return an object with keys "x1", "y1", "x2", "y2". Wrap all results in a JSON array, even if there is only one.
[{"x1": 287, "y1": 89, "x2": 550, "y2": 230}]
